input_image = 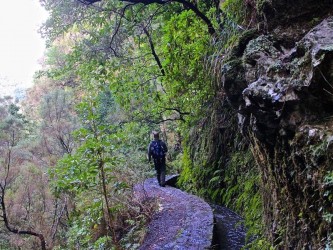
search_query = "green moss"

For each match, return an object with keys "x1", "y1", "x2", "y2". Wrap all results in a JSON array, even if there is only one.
[
  {"x1": 177, "y1": 101, "x2": 267, "y2": 246},
  {"x1": 255, "y1": 0, "x2": 273, "y2": 16},
  {"x1": 221, "y1": 0, "x2": 246, "y2": 24},
  {"x1": 229, "y1": 29, "x2": 259, "y2": 58},
  {"x1": 222, "y1": 150, "x2": 266, "y2": 244},
  {"x1": 244, "y1": 35, "x2": 281, "y2": 63},
  {"x1": 177, "y1": 146, "x2": 196, "y2": 192}
]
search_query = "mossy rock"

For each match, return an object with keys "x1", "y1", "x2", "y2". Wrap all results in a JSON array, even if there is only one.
[
  {"x1": 229, "y1": 29, "x2": 260, "y2": 59},
  {"x1": 255, "y1": 0, "x2": 333, "y2": 30},
  {"x1": 256, "y1": 0, "x2": 273, "y2": 18},
  {"x1": 220, "y1": 59, "x2": 247, "y2": 107}
]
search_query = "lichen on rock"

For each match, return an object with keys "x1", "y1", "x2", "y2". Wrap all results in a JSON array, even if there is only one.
[
  {"x1": 210, "y1": 13, "x2": 333, "y2": 249},
  {"x1": 219, "y1": 15, "x2": 333, "y2": 248},
  {"x1": 240, "y1": 17, "x2": 333, "y2": 142}
]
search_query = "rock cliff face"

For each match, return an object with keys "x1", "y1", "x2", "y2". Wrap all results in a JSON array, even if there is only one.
[
  {"x1": 179, "y1": 1, "x2": 333, "y2": 248},
  {"x1": 255, "y1": 0, "x2": 333, "y2": 29},
  {"x1": 221, "y1": 8, "x2": 333, "y2": 248},
  {"x1": 240, "y1": 18, "x2": 333, "y2": 145}
]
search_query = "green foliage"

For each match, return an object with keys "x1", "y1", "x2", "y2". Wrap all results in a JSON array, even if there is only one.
[
  {"x1": 39, "y1": 88, "x2": 78, "y2": 156},
  {"x1": 0, "y1": 239, "x2": 16, "y2": 250},
  {"x1": 245, "y1": 238, "x2": 275, "y2": 250},
  {"x1": 93, "y1": 236, "x2": 114, "y2": 250},
  {"x1": 324, "y1": 171, "x2": 333, "y2": 194},
  {"x1": 221, "y1": 150, "x2": 266, "y2": 246},
  {"x1": 49, "y1": 88, "x2": 117, "y2": 193},
  {"x1": 0, "y1": 97, "x2": 29, "y2": 145},
  {"x1": 221, "y1": 0, "x2": 246, "y2": 25},
  {"x1": 177, "y1": 146, "x2": 197, "y2": 192},
  {"x1": 161, "y1": 10, "x2": 213, "y2": 117},
  {"x1": 255, "y1": 0, "x2": 272, "y2": 16},
  {"x1": 323, "y1": 171, "x2": 333, "y2": 246},
  {"x1": 0, "y1": 97, "x2": 56, "y2": 249},
  {"x1": 176, "y1": 101, "x2": 268, "y2": 247},
  {"x1": 37, "y1": 0, "x2": 265, "y2": 248},
  {"x1": 47, "y1": 74, "x2": 154, "y2": 248},
  {"x1": 64, "y1": 195, "x2": 113, "y2": 249}
]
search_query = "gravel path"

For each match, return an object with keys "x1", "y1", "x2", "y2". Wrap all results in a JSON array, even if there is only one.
[{"x1": 134, "y1": 177, "x2": 214, "y2": 250}]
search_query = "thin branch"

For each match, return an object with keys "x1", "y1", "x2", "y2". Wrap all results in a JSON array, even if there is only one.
[
  {"x1": 323, "y1": 88, "x2": 333, "y2": 96},
  {"x1": 109, "y1": 3, "x2": 136, "y2": 57},
  {"x1": 319, "y1": 68, "x2": 333, "y2": 89},
  {"x1": 120, "y1": 0, "x2": 166, "y2": 4},
  {"x1": 119, "y1": 0, "x2": 216, "y2": 35},
  {"x1": 57, "y1": 135, "x2": 72, "y2": 154},
  {"x1": 174, "y1": 0, "x2": 216, "y2": 35},
  {"x1": 142, "y1": 26, "x2": 165, "y2": 76},
  {"x1": 0, "y1": 152, "x2": 47, "y2": 250},
  {"x1": 51, "y1": 198, "x2": 67, "y2": 241},
  {"x1": 160, "y1": 107, "x2": 190, "y2": 116},
  {"x1": 77, "y1": 0, "x2": 101, "y2": 5},
  {"x1": 147, "y1": 117, "x2": 186, "y2": 123},
  {"x1": 4, "y1": 147, "x2": 12, "y2": 190}
]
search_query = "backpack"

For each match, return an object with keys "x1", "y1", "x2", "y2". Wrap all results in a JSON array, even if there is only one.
[{"x1": 150, "y1": 140, "x2": 165, "y2": 158}]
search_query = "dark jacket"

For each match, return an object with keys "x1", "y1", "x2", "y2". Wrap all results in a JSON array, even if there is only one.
[{"x1": 148, "y1": 139, "x2": 168, "y2": 162}]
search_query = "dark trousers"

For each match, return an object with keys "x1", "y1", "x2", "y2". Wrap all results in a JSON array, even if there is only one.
[{"x1": 153, "y1": 157, "x2": 166, "y2": 186}]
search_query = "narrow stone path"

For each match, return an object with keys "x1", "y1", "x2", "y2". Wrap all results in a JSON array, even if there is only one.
[{"x1": 134, "y1": 177, "x2": 214, "y2": 250}]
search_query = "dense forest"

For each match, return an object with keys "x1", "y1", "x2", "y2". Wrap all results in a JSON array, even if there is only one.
[{"x1": 0, "y1": 0, "x2": 333, "y2": 249}]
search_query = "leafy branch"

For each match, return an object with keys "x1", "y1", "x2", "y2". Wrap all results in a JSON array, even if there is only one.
[
  {"x1": 78, "y1": 0, "x2": 217, "y2": 35},
  {"x1": 142, "y1": 26, "x2": 165, "y2": 76}
]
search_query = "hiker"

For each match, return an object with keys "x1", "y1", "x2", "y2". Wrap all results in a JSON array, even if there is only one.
[{"x1": 148, "y1": 131, "x2": 168, "y2": 187}]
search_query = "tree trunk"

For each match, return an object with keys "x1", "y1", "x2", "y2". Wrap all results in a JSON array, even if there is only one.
[{"x1": 0, "y1": 187, "x2": 47, "y2": 250}]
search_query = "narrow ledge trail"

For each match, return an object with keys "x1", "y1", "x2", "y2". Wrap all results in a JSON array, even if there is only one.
[{"x1": 134, "y1": 176, "x2": 214, "y2": 250}]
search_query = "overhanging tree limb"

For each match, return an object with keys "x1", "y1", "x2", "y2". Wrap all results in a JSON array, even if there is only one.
[
  {"x1": 173, "y1": 0, "x2": 216, "y2": 35},
  {"x1": 77, "y1": 0, "x2": 101, "y2": 4},
  {"x1": 142, "y1": 26, "x2": 165, "y2": 76},
  {"x1": 109, "y1": 3, "x2": 136, "y2": 57},
  {"x1": 78, "y1": 0, "x2": 216, "y2": 36},
  {"x1": 120, "y1": 0, "x2": 216, "y2": 35}
]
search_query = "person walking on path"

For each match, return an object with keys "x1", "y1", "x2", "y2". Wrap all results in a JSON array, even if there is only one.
[{"x1": 148, "y1": 131, "x2": 168, "y2": 187}]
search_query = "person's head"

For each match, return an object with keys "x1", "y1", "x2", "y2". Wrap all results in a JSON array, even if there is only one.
[{"x1": 152, "y1": 131, "x2": 160, "y2": 140}]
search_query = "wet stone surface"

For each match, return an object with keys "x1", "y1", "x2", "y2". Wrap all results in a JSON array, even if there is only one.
[
  {"x1": 134, "y1": 177, "x2": 214, "y2": 250},
  {"x1": 211, "y1": 204, "x2": 246, "y2": 250}
]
